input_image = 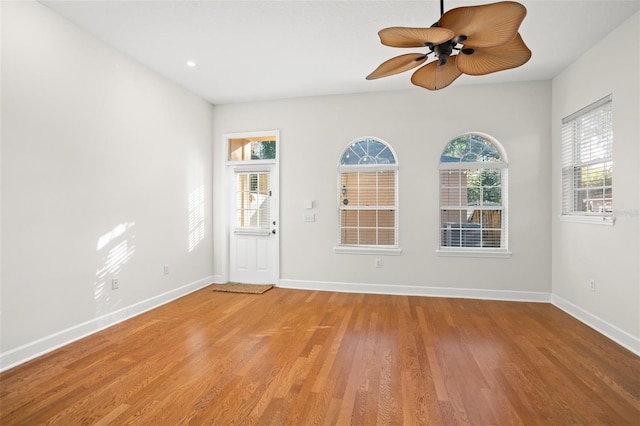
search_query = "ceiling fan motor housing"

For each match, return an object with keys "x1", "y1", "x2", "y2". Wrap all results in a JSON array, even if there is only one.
[{"x1": 434, "y1": 42, "x2": 454, "y2": 65}]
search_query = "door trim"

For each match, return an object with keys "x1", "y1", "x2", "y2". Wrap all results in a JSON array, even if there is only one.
[{"x1": 222, "y1": 130, "x2": 280, "y2": 285}]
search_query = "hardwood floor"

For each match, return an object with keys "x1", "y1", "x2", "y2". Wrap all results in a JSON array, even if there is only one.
[{"x1": 1, "y1": 286, "x2": 639, "y2": 425}]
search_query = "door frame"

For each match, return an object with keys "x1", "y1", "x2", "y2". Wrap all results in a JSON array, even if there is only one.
[{"x1": 222, "y1": 130, "x2": 280, "y2": 285}]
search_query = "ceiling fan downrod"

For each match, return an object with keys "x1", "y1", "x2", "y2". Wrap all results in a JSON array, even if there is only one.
[{"x1": 430, "y1": 1, "x2": 473, "y2": 65}]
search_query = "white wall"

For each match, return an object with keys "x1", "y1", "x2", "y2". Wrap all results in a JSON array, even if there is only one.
[
  {"x1": 1, "y1": 1, "x2": 214, "y2": 369},
  {"x1": 3, "y1": 1, "x2": 636, "y2": 371},
  {"x1": 212, "y1": 81, "x2": 552, "y2": 298},
  {"x1": 551, "y1": 12, "x2": 640, "y2": 352}
]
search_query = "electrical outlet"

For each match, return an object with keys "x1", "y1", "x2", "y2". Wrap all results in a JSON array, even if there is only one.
[
  {"x1": 112, "y1": 278, "x2": 119, "y2": 290},
  {"x1": 590, "y1": 279, "x2": 596, "y2": 292},
  {"x1": 375, "y1": 258, "x2": 382, "y2": 268},
  {"x1": 164, "y1": 264, "x2": 169, "y2": 275}
]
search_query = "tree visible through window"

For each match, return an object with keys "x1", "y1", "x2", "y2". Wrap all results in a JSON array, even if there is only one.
[
  {"x1": 561, "y1": 95, "x2": 613, "y2": 217},
  {"x1": 228, "y1": 138, "x2": 276, "y2": 161},
  {"x1": 337, "y1": 138, "x2": 398, "y2": 248},
  {"x1": 439, "y1": 133, "x2": 508, "y2": 251}
]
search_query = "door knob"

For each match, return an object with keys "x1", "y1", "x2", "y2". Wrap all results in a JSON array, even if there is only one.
[{"x1": 272, "y1": 229, "x2": 276, "y2": 234}]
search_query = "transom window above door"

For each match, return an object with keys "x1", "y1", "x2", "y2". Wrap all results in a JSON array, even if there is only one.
[{"x1": 228, "y1": 136, "x2": 277, "y2": 161}]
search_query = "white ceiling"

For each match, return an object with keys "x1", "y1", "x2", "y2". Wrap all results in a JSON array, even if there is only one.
[{"x1": 41, "y1": 0, "x2": 640, "y2": 105}]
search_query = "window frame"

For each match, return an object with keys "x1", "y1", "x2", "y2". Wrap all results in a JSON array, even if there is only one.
[
  {"x1": 560, "y1": 94, "x2": 615, "y2": 226},
  {"x1": 437, "y1": 133, "x2": 511, "y2": 258},
  {"x1": 234, "y1": 170, "x2": 271, "y2": 235},
  {"x1": 334, "y1": 137, "x2": 401, "y2": 255}
]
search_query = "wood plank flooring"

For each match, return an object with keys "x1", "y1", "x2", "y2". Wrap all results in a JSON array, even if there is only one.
[{"x1": 1, "y1": 286, "x2": 639, "y2": 425}]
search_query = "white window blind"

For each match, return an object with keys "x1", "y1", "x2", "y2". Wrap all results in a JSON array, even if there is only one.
[
  {"x1": 339, "y1": 170, "x2": 397, "y2": 246},
  {"x1": 337, "y1": 138, "x2": 398, "y2": 248},
  {"x1": 561, "y1": 95, "x2": 613, "y2": 216},
  {"x1": 440, "y1": 168, "x2": 504, "y2": 248},
  {"x1": 235, "y1": 172, "x2": 270, "y2": 230},
  {"x1": 438, "y1": 134, "x2": 508, "y2": 252}
]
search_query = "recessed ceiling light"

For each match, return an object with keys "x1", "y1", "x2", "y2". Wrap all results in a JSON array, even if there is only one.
[{"x1": 186, "y1": 61, "x2": 196, "y2": 68}]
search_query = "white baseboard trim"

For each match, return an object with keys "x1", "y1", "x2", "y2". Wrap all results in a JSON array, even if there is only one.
[
  {"x1": 210, "y1": 274, "x2": 226, "y2": 284},
  {"x1": 279, "y1": 279, "x2": 551, "y2": 303},
  {"x1": 0, "y1": 276, "x2": 216, "y2": 372},
  {"x1": 551, "y1": 294, "x2": 640, "y2": 356}
]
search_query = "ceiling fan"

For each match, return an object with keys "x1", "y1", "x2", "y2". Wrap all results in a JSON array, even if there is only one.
[{"x1": 366, "y1": 0, "x2": 531, "y2": 90}]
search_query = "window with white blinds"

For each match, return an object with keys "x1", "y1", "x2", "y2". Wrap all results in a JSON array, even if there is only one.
[
  {"x1": 438, "y1": 133, "x2": 509, "y2": 255},
  {"x1": 337, "y1": 138, "x2": 398, "y2": 249},
  {"x1": 561, "y1": 95, "x2": 613, "y2": 217},
  {"x1": 235, "y1": 171, "x2": 270, "y2": 230}
]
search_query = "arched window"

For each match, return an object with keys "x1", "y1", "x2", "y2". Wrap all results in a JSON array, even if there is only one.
[
  {"x1": 439, "y1": 133, "x2": 509, "y2": 256},
  {"x1": 336, "y1": 137, "x2": 400, "y2": 253}
]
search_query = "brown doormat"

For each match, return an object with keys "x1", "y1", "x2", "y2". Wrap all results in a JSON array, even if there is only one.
[{"x1": 211, "y1": 283, "x2": 274, "y2": 294}]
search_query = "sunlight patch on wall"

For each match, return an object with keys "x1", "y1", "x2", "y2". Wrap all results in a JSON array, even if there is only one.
[
  {"x1": 97, "y1": 240, "x2": 136, "y2": 278},
  {"x1": 94, "y1": 222, "x2": 136, "y2": 316},
  {"x1": 96, "y1": 222, "x2": 135, "y2": 251},
  {"x1": 189, "y1": 185, "x2": 205, "y2": 252}
]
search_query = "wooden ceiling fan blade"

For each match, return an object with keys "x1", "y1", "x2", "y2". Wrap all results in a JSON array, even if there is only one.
[
  {"x1": 456, "y1": 33, "x2": 531, "y2": 75},
  {"x1": 366, "y1": 53, "x2": 428, "y2": 80},
  {"x1": 439, "y1": 1, "x2": 526, "y2": 48},
  {"x1": 378, "y1": 27, "x2": 455, "y2": 48},
  {"x1": 410, "y1": 58, "x2": 462, "y2": 90}
]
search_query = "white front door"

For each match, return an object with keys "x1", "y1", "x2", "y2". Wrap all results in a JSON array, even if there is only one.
[{"x1": 225, "y1": 131, "x2": 279, "y2": 285}]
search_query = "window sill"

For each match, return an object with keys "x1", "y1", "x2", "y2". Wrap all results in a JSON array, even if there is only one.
[
  {"x1": 334, "y1": 246, "x2": 402, "y2": 255},
  {"x1": 559, "y1": 215, "x2": 615, "y2": 226},
  {"x1": 436, "y1": 248, "x2": 512, "y2": 258}
]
